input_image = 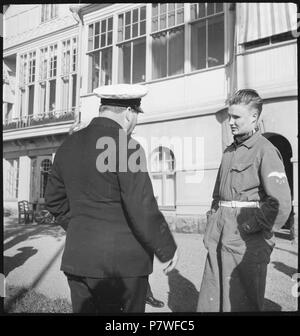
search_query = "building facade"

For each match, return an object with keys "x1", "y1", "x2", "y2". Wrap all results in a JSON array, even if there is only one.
[{"x1": 3, "y1": 3, "x2": 298, "y2": 230}]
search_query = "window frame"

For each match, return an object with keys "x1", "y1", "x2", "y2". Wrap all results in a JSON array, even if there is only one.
[
  {"x1": 41, "y1": 4, "x2": 58, "y2": 23},
  {"x1": 87, "y1": 16, "x2": 114, "y2": 91},
  {"x1": 189, "y1": 2, "x2": 225, "y2": 72},
  {"x1": 116, "y1": 5, "x2": 147, "y2": 84},
  {"x1": 151, "y1": 146, "x2": 176, "y2": 208}
]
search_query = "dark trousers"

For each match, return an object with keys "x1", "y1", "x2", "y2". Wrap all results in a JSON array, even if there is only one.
[{"x1": 65, "y1": 273, "x2": 149, "y2": 314}]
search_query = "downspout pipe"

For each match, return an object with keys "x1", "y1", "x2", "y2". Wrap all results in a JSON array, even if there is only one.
[{"x1": 69, "y1": 5, "x2": 84, "y2": 126}]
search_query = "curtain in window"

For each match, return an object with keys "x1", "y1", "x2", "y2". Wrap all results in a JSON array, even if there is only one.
[
  {"x1": 132, "y1": 39, "x2": 146, "y2": 83},
  {"x1": 168, "y1": 27, "x2": 184, "y2": 76},
  {"x1": 101, "y1": 48, "x2": 112, "y2": 86},
  {"x1": 207, "y1": 15, "x2": 224, "y2": 67},
  {"x1": 118, "y1": 43, "x2": 131, "y2": 83},
  {"x1": 191, "y1": 20, "x2": 206, "y2": 71},
  {"x1": 152, "y1": 32, "x2": 167, "y2": 79}
]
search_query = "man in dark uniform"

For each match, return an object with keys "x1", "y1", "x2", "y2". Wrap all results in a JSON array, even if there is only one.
[
  {"x1": 197, "y1": 89, "x2": 291, "y2": 312},
  {"x1": 45, "y1": 84, "x2": 178, "y2": 313}
]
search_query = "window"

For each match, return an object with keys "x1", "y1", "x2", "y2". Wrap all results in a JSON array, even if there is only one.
[
  {"x1": 39, "y1": 44, "x2": 58, "y2": 114},
  {"x1": 88, "y1": 17, "x2": 113, "y2": 92},
  {"x1": 40, "y1": 159, "x2": 52, "y2": 198},
  {"x1": 41, "y1": 4, "x2": 57, "y2": 23},
  {"x1": 61, "y1": 37, "x2": 78, "y2": 111},
  {"x1": 151, "y1": 4, "x2": 184, "y2": 79},
  {"x1": 190, "y1": 3, "x2": 224, "y2": 71},
  {"x1": 151, "y1": 146, "x2": 175, "y2": 207},
  {"x1": 5, "y1": 158, "x2": 19, "y2": 199},
  {"x1": 19, "y1": 51, "x2": 36, "y2": 118},
  {"x1": 243, "y1": 31, "x2": 296, "y2": 51},
  {"x1": 118, "y1": 6, "x2": 146, "y2": 84}
]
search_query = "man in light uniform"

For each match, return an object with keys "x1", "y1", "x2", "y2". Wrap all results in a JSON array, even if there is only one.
[{"x1": 197, "y1": 89, "x2": 291, "y2": 312}]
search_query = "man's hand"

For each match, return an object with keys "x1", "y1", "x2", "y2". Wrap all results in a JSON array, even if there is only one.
[{"x1": 163, "y1": 249, "x2": 179, "y2": 275}]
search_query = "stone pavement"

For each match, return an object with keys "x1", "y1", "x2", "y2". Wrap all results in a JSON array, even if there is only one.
[{"x1": 3, "y1": 216, "x2": 298, "y2": 312}]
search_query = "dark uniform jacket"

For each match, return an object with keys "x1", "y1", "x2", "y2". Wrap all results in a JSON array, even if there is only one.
[{"x1": 45, "y1": 117, "x2": 177, "y2": 278}]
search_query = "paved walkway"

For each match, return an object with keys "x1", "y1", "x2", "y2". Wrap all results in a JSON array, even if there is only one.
[{"x1": 3, "y1": 216, "x2": 298, "y2": 312}]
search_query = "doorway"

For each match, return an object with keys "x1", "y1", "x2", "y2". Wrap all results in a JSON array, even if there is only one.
[{"x1": 30, "y1": 155, "x2": 53, "y2": 205}]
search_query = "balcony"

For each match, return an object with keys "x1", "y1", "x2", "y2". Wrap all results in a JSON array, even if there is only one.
[{"x1": 3, "y1": 108, "x2": 76, "y2": 131}]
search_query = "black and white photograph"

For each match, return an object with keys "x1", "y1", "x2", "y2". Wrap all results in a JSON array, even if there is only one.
[{"x1": 2, "y1": 3, "x2": 298, "y2": 316}]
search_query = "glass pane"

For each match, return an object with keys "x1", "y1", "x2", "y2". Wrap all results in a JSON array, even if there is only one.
[
  {"x1": 62, "y1": 77, "x2": 69, "y2": 111},
  {"x1": 88, "y1": 37, "x2": 93, "y2": 51},
  {"x1": 176, "y1": 3, "x2": 184, "y2": 9},
  {"x1": 207, "y1": 3, "x2": 214, "y2": 15},
  {"x1": 101, "y1": 34, "x2": 106, "y2": 47},
  {"x1": 140, "y1": 21, "x2": 146, "y2": 35},
  {"x1": 152, "y1": 17, "x2": 158, "y2": 32},
  {"x1": 108, "y1": 17, "x2": 113, "y2": 30},
  {"x1": 125, "y1": 25, "x2": 131, "y2": 40},
  {"x1": 92, "y1": 53, "x2": 100, "y2": 91},
  {"x1": 152, "y1": 4, "x2": 158, "y2": 17},
  {"x1": 72, "y1": 74, "x2": 77, "y2": 107},
  {"x1": 168, "y1": 11, "x2": 175, "y2": 27},
  {"x1": 125, "y1": 11, "x2": 131, "y2": 25},
  {"x1": 191, "y1": 20, "x2": 206, "y2": 70},
  {"x1": 132, "y1": 38, "x2": 146, "y2": 83},
  {"x1": 132, "y1": 23, "x2": 139, "y2": 38},
  {"x1": 28, "y1": 85, "x2": 34, "y2": 116},
  {"x1": 118, "y1": 43, "x2": 131, "y2": 84},
  {"x1": 101, "y1": 47, "x2": 112, "y2": 86},
  {"x1": 177, "y1": 8, "x2": 184, "y2": 24},
  {"x1": 88, "y1": 24, "x2": 94, "y2": 37},
  {"x1": 118, "y1": 28, "x2": 123, "y2": 42},
  {"x1": 152, "y1": 32, "x2": 167, "y2": 79},
  {"x1": 160, "y1": 14, "x2": 166, "y2": 29},
  {"x1": 216, "y1": 3, "x2": 223, "y2": 13},
  {"x1": 152, "y1": 175, "x2": 163, "y2": 206},
  {"x1": 190, "y1": 4, "x2": 197, "y2": 20},
  {"x1": 133, "y1": 8, "x2": 138, "y2": 23},
  {"x1": 168, "y1": 3, "x2": 175, "y2": 11},
  {"x1": 207, "y1": 15, "x2": 224, "y2": 67},
  {"x1": 108, "y1": 31, "x2": 112, "y2": 45},
  {"x1": 95, "y1": 22, "x2": 100, "y2": 35},
  {"x1": 118, "y1": 14, "x2": 124, "y2": 30},
  {"x1": 94, "y1": 35, "x2": 99, "y2": 49},
  {"x1": 140, "y1": 6, "x2": 146, "y2": 20},
  {"x1": 160, "y1": 3, "x2": 167, "y2": 13},
  {"x1": 101, "y1": 20, "x2": 106, "y2": 33},
  {"x1": 49, "y1": 79, "x2": 56, "y2": 111},
  {"x1": 198, "y1": 3, "x2": 206, "y2": 18},
  {"x1": 165, "y1": 175, "x2": 175, "y2": 206},
  {"x1": 168, "y1": 27, "x2": 184, "y2": 76}
]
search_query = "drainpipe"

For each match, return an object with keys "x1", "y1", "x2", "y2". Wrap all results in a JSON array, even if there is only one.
[{"x1": 69, "y1": 5, "x2": 84, "y2": 126}]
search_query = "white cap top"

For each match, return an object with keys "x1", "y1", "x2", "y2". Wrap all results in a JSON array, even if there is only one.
[{"x1": 94, "y1": 84, "x2": 148, "y2": 99}]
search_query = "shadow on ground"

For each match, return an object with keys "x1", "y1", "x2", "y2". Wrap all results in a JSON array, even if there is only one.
[
  {"x1": 271, "y1": 261, "x2": 297, "y2": 278},
  {"x1": 264, "y1": 298, "x2": 282, "y2": 311},
  {"x1": 167, "y1": 269, "x2": 199, "y2": 312},
  {"x1": 4, "y1": 246, "x2": 38, "y2": 277},
  {"x1": 4, "y1": 217, "x2": 66, "y2": 251}
]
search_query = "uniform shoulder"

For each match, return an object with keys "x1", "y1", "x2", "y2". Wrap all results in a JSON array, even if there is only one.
[{"x1": 257, "y1": 135, "x2": 282, "y2": 159}]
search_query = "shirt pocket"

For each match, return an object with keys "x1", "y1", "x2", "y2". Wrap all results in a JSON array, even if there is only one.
[{"x1": 231, "y1": 162, "x2": 259, "y2": 193}]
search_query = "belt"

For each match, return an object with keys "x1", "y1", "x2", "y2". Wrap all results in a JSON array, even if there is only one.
[{"x1": 219, "y1": 201, "x2": 260, "y2": 208}]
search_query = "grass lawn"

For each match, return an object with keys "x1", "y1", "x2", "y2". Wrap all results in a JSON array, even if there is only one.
[{"x1": 4, "y1": 285, "x2": 72, "y2": 313}]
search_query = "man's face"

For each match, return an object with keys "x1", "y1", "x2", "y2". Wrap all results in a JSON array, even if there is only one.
[{"x1": 228, "y1": 104, "x2": 258, "y2": 136}]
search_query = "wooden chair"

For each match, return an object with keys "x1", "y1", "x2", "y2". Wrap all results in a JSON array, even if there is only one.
[{"x1": 18, "y1": 200, "x2": 35, "y2": 224}]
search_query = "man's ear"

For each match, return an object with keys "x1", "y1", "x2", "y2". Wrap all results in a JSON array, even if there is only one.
[{"x1": 125, "y1": 107, "x2": 132, "y2": 121}]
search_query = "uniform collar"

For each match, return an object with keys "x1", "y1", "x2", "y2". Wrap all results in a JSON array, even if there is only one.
[
  {"x1": 229, "y1": 128, "x2": 261, "y2": 149},
  {"x1": 89, "y1": 117, "x2": 122, "y2": 129}
]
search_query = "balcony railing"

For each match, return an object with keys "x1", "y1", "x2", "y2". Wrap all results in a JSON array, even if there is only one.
[{"x1": 3, "y1": 108, "x2": 76, "y2": 130}]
